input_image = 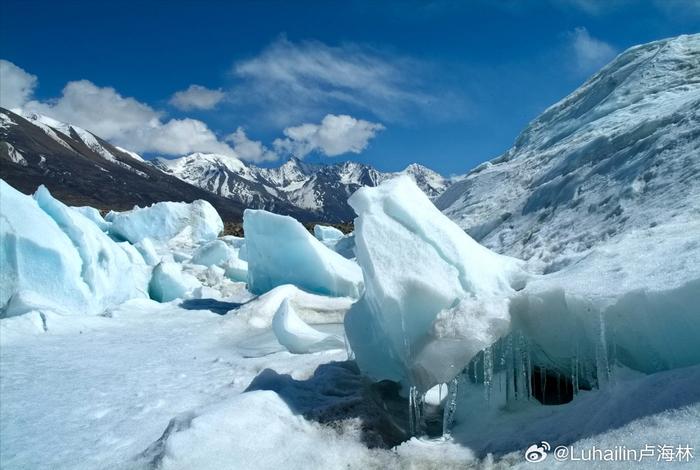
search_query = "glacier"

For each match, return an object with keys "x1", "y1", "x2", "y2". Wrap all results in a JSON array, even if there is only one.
[
  {"x1": 1, "y1": 33, "x2": 700, "y2": 470},
  {"x1": 244, "y1": 209, "x2": 363, "y2": 298}
]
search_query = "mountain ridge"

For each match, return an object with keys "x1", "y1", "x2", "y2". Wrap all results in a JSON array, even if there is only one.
[
  {"x1": 154, "y1": 153, "x2": 449, "y2": 222},
  {"x1": 0, "y1": 107, "x2": 449, "y2": 223},
  {"x1": 0, "y1": 108, "x2": 255, "y2": 222}
]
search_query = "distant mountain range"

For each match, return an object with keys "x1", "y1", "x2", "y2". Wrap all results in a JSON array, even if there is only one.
[
  {"x1": 0, "y1": 107, "x2": 448, "y2": 222},
  {"x1": 154, "y1": 154, "x2": 448, "y2": 222}
]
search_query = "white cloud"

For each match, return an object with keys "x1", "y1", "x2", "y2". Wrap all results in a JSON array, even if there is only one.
[
  {"x1": 1, "y1": 60, "x2": 384, "y2": 162},
  {"x1": 25, "y1": 79, "x2": 161, "y2": 140},
  {"x1": 0, "y1": 59, "x2": 38, "y2": 109},
  {"x1": 570, "y1": 27, "x2": 617, "y2": 73},
  {"x1": 274, "y1": 114, "x2": 384, "y2": 158},
  {"x1": 225, "y1": 127, "x2": 278, "y2": 163},
  {"x1": 18, "y1": 75, "x2": 236, "y2": 157},
  {"x1": 134, "y1": 118, "x2": 235, "y2": 156},
  {"x1": 231, "y1": 38, "x2": 451, "y2": 126},
  {"x1": 169, "y1": 84, "x2": 225, "y2": 110}
]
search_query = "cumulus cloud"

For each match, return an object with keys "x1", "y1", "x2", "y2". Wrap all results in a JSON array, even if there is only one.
[
  {"x1": 8, "y1": 67, "x2": 237, "y2": 157},
  {"x1": 169, "y1": 84, "x2": 225, "y2": 110},
  {"x1": 25, "y1": 79, "x2": 162, "y2": 140},
  {"x1": 1, "y1": 60, "x2": 385, "y2": 162},
  {"x1": 231, "y1": 37, "x2": 454, "y2": 126},
  {"x1": 570, "y1": 27, "x2": 617, "y2": 73},
  {"x1": 132, "y1": 118, "x2": 235, "y2": 155},
  {"x1": 274, "y1": 114, "x2": 384, "y2": 158},
  {"x1": 225, "y1": 127, "x2": 278, "y2": 163},
  {"x1": 0, "y1": 59, "x2": 38, "y2": 109}
]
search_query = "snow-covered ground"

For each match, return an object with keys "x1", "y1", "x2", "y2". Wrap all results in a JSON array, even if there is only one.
[{"x1": 3, "y1": 303, "x2": 697, "y2": 469}]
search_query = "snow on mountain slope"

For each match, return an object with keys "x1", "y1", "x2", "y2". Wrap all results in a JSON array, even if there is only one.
[
  {"x1": 0, "y1": 108, "x2": 247, "y2": 221},
  {"x1": 3, "y1": 106, "x2": 448, "y2": 222},
  {"x1": 401, "y1": 163, "x2": 449, "y2": 197},
  {"x1": 157, "y1": 154, "x2": 450, "y2": 221},
  {"x1": 436, "y1": 33, "x2": 700, "y2": 298},
  {"x1": 152, "y1": 154, "x2": 314, "y2": 216}
]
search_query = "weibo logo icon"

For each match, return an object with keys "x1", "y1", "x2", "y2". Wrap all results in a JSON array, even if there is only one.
[{"x1": 525, "y1": 441, "x2": 551, "y2": 463}]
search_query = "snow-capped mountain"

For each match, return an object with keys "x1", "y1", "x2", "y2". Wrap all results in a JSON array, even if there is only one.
[
  {"x1": 155, "y1": 154, "x2": 449, "y2": 222},
  {"x1": 0, "y1": 108, "x2": 254, "y2": 221},
  {"x1": 436, "y1": 33, "x2": 700, "y2": 290},
  {"x1": 0, "y1": 106, "x2": 447, "y2": 223}
]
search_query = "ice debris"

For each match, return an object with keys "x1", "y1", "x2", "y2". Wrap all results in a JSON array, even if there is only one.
[
  {"x1": 314, "y1": 224, "x2": 344, "y2": 244},
  {"x1": 107, "y1": 199, "x2": 223, "y2": 245},
  {"x1": 344, "y1": 176, "x2": 527, "y2": 391},
  {"x1": 148, "y1": 261, "x2": 201, "y2": 302},
  {"x1": 244, "y1": 210, "x2": 363, "y2": 298},
  {"x1": 191, "y1": 239, "x2": 248, "y2": 282},
  {"x1": 314, "y1": 224, "x2": 355, "y2": 259},
  {"x1": 272, "y1": 299, "x2": 345, "y2": 354},
  {"x1": 0, "y1": 180, "x2": 150, "y2": 317},
  {"x1": 233, "y1": 284, "x2": 354, "y2": 329}
]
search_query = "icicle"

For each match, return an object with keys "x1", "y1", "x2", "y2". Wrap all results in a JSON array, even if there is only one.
[
  {"x1": 343, "y1": 334, "x2": 354, "y2": 361},
  {"x1": 400, "y1": 313, "x2": 411, "y2": 363},
  {"x1": 595, "y1": 311, "x2": 610, "y2": 388},
  {"x1": 525, "y1": 337, "x2": 532, "y2": 401},
  {"x1": 504, "y1": 335, "x2": 515, "y2": 405},
  {"x1": 513, "y1": 333, "x2": 521, "y2": 401},
  {"x1": 442, "y1": 376, "x2": 460, "y2": 437},
  {"x1": 541, "y1": 366, "x2": 547, "y2": 404},
  {"x1": 408, "y1": 386, "x2": 424, "y2": 436},
  {"x1": 408, "y1": 386, "x2": 416, "y2": 435},
  {"x1": 514, "y1": 332, "x2": 530, "y2": 402},
  {"x1": 571, "y1": 337, "x2": 581, "y2": 397},
  {"x1": 518, "y1": 333, "x2": 531, "y2": 400},
  {"x1": 556, "y1": 372, "x2": 561, "y2": 402},
  {"x1": 483, "y1": 346, "x2": 493, "y2": 403}
]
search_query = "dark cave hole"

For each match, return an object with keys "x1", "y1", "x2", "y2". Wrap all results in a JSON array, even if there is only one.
[{"x1": 531, "y1": 366, "x2": 575, "y2": 405}]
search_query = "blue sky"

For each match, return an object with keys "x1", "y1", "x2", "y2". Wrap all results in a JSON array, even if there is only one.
[{"x1": 1, "y1": 0, "x2": 698, "y2": 175}]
